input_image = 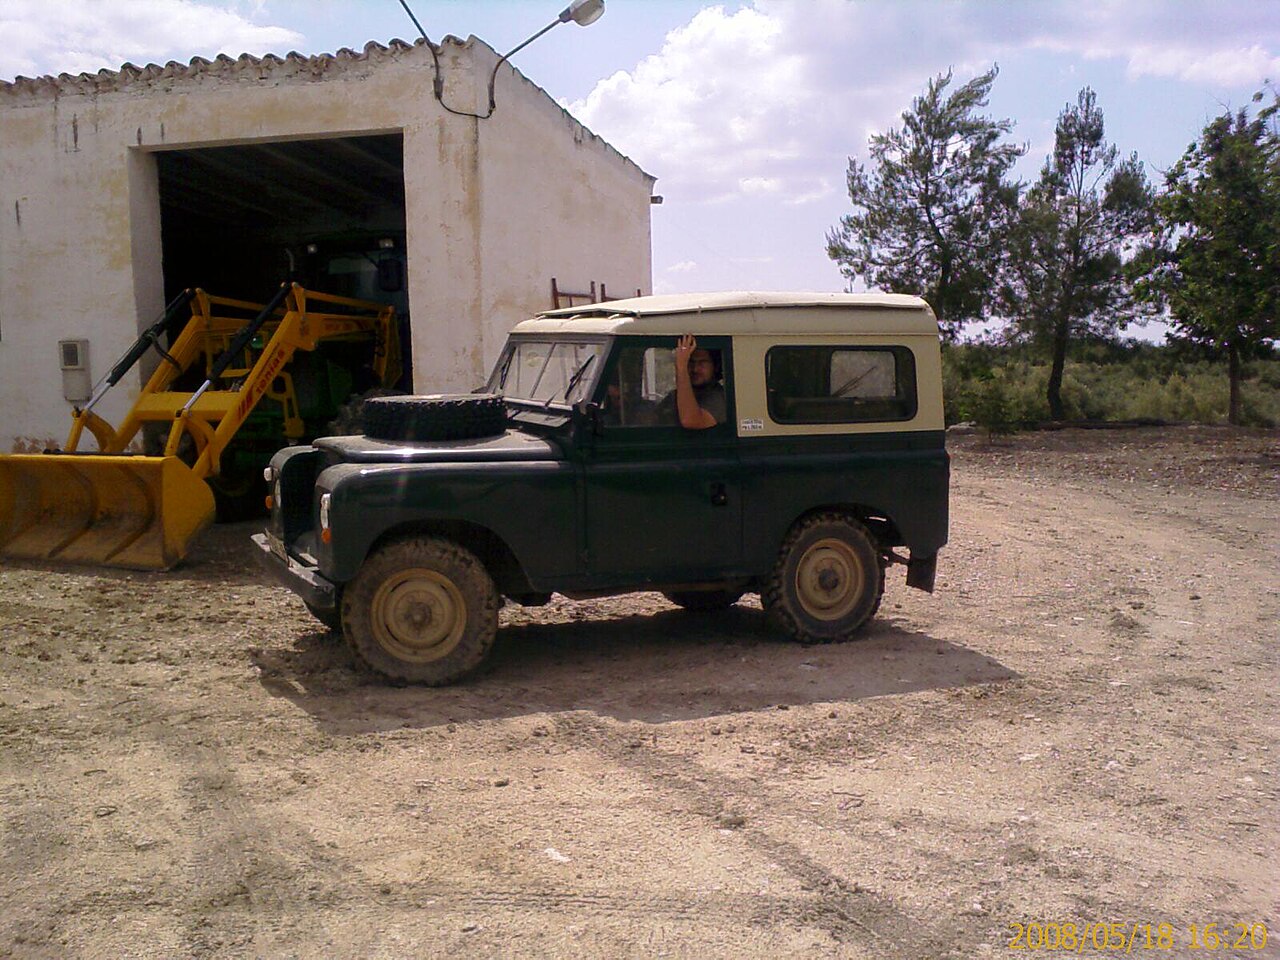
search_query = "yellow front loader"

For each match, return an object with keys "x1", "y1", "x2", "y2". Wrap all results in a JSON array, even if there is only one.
[{"x1": 0, "y1": 283, "x2": 399, "y2": 571}]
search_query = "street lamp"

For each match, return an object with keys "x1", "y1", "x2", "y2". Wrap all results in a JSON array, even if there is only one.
[
  {"x1": 399, "y1": 0, "x2": 605, "y2": 119},
  {"x1": 486, "y1": 0, "x2": 606, "y2": 112}
]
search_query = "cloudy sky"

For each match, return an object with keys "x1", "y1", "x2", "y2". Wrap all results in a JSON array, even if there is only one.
[{"x1": 3, "y1": 0, "x2": 1278, "y2": 326}]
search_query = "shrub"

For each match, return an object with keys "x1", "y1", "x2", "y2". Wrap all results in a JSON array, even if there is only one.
[{"x1": 940, "y1": 343, "x2": 1280, "y2": 428}]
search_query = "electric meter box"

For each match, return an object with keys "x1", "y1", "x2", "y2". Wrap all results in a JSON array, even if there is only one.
[{"x1": 59, "y1": 339, "x2": 91, "y2": 403}]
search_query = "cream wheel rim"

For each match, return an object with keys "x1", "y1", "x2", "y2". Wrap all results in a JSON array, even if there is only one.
[
  {"x1": 794, "y1": 537, "x2": 864, "y2": 621},
  {"x1": 370, "y1": 568, "x2": 467, "y2": 663}
]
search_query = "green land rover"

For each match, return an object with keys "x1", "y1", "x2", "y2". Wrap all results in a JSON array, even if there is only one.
[{"x1": 253, "y1": 292, "x2": 949, "y2": 684}]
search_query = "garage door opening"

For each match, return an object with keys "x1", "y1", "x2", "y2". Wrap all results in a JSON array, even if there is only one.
[{"x1": 155, "y1": 133, "x2": 413, "y2": 391}]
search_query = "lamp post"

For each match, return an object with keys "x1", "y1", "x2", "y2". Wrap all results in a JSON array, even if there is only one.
[
  {"x1": 486, "y1": 0, "x2": 606, "y2": 112},
  {"x1": 400, "y1": 0, "x2": 604, "y2": 119}
]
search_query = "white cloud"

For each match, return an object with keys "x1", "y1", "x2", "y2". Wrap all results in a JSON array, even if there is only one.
[
  {"x1": 0, "y1": 0, "x2": 303, "y2": 81},
  {"x1": 667, "y1": 260, "x2": 699, "y2": 273},
  {"x1": 568, "y1": 0, "x2": 1279, "y2": 212},
  {"x1": 1125, "y1": 45, "x2": 1280, "y2": 86},
  {"x1": 1010, "y1": 0, "x2": 1280, "y2": 84},
  {"x1": 739, "y1": 176, "x2": 781, "y2": 194}
]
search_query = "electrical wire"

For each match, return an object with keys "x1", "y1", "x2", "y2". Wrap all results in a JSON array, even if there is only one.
[{"x1": 395, "y1": 0, "x2": 507, "y2": 120}]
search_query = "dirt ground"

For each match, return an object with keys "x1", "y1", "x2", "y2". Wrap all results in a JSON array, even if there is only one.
[{"x1": 1, "y1": 425, "x2": 1276, "y2": 959}]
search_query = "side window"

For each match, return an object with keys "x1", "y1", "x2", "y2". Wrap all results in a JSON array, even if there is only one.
[
  {"x1": 767, "y1": 346, "x2": 916, "y2": 423},
  {"x1": 601, "y1": 346, "x2": 673, "y2": 427},
  {"x1": 601, "y1": 343, "x2": 728, "y2": 428}
]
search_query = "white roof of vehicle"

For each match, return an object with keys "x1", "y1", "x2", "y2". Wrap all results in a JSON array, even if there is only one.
[{"x1": 513, "y1": 291, "x2": 939, "y2": 336}]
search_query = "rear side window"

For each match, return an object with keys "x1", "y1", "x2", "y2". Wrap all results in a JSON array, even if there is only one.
[{"x1": 766, "y1": 346, "x2": 917, "y2": 423}]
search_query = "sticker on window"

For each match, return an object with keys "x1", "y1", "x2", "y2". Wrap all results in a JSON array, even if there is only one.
[{"x1": 740, "y1": 417, "x2": 764, "y2": 432}]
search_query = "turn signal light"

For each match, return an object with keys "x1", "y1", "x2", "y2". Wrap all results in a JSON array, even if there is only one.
[
  {"x1": 321, "y1": 528, "x2": 332, "y2": 544},
  {"x1": 264, "y1": 495, "x2": 274, "y2": 510}
]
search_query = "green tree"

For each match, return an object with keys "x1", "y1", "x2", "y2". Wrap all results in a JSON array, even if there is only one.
[
  {"x1": 1135, "y1": 94, "x2": 1280, "y2": 424},
  {"x1": 826, "y1": 67, "x2": 1023, "y2": 340},
  {"x1": 997, "y1": 87, "x2": 1155, "y2": 421}
]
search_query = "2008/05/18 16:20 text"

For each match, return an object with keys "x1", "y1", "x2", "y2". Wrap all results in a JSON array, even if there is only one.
[{"x1": 1008, "y1": 921, "x2": 1268, "y2": 952}]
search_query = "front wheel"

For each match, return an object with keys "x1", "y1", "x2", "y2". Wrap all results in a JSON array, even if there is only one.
[
  {"x1": 342, "y1": 537, "x2": 499, "y2": 685},
  {"x1": 762, "y1": 513, "x2": 883, "y2": 643}
]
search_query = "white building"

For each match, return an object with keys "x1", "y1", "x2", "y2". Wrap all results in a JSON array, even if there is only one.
[{"x1": 0, "y1": 37, "x2": 655, "y2": 452}]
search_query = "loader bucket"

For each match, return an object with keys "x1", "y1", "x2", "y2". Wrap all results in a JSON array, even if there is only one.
[{"x1": 0, "y1": 454, "x2": 215, "y2": 571}]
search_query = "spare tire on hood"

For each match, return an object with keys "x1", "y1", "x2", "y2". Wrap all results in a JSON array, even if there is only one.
[{"x1": 362, "y1": 394, "x2": 508, "y2": 442}]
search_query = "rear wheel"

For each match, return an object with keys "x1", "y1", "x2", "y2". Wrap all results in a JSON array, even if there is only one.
[
  {"x1": 662, "y1": 588, "x2": 744, "y2": 611},
  {"x1": 342, "y1": 537, "x2": 499, "y2": 685},
  {"x1": 763, "y1": 513, "x2": 883, "y2": 643}
]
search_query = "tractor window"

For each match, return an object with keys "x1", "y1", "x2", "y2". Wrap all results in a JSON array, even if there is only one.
[{"x1": 766, "y1": 346, "x2": 917, "y2": 423}]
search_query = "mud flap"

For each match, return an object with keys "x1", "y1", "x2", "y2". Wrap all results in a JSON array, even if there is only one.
[
  {"x1": 0, "y1": 454, "x2": 215, "y2": 571},
  {"x1": 905, "y1": 553, "x2": 937, "y2": 593}
]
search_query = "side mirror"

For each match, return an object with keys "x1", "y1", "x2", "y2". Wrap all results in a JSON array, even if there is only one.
[
  {"x1": 377, "y1": 258, "x2": 404, "y2": 293},
  {"x1": 574, "y1": 400, "x2": 603, "y2": 436}
]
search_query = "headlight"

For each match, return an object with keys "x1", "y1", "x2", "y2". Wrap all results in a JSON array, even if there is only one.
[{"x1": 319, "y1": 493, "x2": 332, "y2": 543}]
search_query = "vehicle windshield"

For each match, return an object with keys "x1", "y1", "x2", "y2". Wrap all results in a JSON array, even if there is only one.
[{"x1": 486, "y1": 340, "x2": 606, "y2": 407}]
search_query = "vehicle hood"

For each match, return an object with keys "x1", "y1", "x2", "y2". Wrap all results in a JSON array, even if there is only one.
[{"x1": 313, "y1": 429, "x2": 564, "y2": 464}]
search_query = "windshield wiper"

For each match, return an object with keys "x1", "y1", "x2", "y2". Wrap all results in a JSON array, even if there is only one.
[
  {"x1": 496, "y1": 350, "x2": 514, "y2": 391},
  {"x1": 547, "y1": 354, "x2": 596, "y2": 408}
]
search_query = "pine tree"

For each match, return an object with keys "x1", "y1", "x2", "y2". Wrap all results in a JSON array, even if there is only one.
[
  {"x1": 1135, "y1": 93, "x2": 1280, "y2": 425},
  {"x1": 827, "y1": 67, "x2": 1023, "y2": 340},
  {"x1": 997, "y1": 88, "x2": 1155, "y2": 421}
]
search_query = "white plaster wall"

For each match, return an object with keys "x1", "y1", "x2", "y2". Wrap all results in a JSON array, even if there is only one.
[
  {"x1": 471, "y1": 41, "x2": 654, "y2": 384},
  {"x1": 0, "y1": 39, "x2": 653, "y2": 449}
]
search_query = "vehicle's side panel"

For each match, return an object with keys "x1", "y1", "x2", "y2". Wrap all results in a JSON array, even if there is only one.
[
  {"x1": 738, "y1": 431, "x2": 949, "y2": 569},
  {"x1": 315, "y1": 460, "x2": 579, "y2": 585},
  {"x1": 582, "y1": 433, "x2": 743, "y2": 586},
  {"x1": 579, "y1": 335, "x2": 744, "y2": 587}
]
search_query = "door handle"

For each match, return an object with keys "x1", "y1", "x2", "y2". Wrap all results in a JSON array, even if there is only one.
[{"x1": 709, "y1": 482, "x2": 728, "y2": 507}]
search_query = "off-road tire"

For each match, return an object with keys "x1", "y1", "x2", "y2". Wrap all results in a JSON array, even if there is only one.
[
  {"x1": 662, "y1": 588, "x2": 745, "y2": 611},
  {"x1": 362, "y1": 394, "x2": 506, "y2": 443},
  {"x1": 762, "y1": 512, "x2": 884, "y2": 643},
  {"x1": 304, "y1": 600, "x2": 343, "y2": 634},
  {"x1": 342, "y1": 536, "x2": 500, "y2": 685},
  {"x1": 327, "y1": 388, "x2": 405, "y2": 436}
]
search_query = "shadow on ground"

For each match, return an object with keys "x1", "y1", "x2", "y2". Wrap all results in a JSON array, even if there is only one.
[{"x1": 251, "y1": 602, "x2": 1018, "y2": 734}]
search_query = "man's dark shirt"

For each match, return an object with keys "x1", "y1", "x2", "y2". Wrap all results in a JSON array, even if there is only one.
[{"x1": 658, "y1": 381, "x2": 725, "y2": 426}]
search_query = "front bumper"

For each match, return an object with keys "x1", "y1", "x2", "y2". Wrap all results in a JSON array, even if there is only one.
[{"x1": 251, "y1": 532, "x2": 337, "y2": 609}]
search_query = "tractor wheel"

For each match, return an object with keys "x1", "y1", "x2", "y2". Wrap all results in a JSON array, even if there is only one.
[
  {"x1": 762, "y1": 512, "x2": 883, "y2": 644},
  {"x1": 208, "y1": 468, "x2": 267, "y2": 523},
  {"x1": 662, "y1": 588, "x2": 745, "y2": 611},
  {"x1": 362, "y1": 395, "x2": 507, "y2": 443},
  {"x1": 342, "y1": 537, "x2": 500, "y2": 685}
]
